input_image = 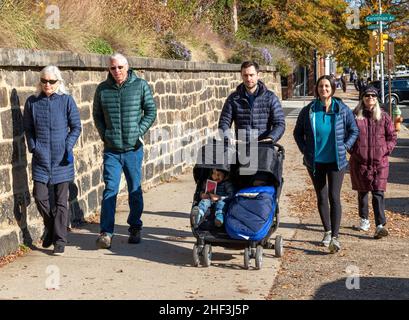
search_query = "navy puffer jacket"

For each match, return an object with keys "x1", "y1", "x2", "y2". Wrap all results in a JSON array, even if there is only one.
[
  {"x1": 218, "y1": 81, "x2": 285, "y2": 142},
  {"x1": 293, "y1": 97, "x2": 359, "y2": 172},
  {"x1": 23, "y1": 93, "x2": 82, "y2": 184}
]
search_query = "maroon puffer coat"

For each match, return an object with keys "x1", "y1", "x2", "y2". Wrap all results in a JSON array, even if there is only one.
[{"x1": 349, "y1": 109, "x2": 397, "y2": 191}]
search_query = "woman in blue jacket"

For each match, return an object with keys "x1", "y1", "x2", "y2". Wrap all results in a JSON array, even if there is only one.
[
  {"x1": 23, "y1": 65, "x2": 81, "y2": 256},
  {"x1": 293, "y1": 75, "x2": 358, "y2": 253}
]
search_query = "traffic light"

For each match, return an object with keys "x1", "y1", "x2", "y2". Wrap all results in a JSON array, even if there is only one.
[
  {"x1": 368, "y1": 31, "x2": 379, "y2": 56},
  {"x1": 380, "y1": 33, "x2": 389, "y2": 52}
]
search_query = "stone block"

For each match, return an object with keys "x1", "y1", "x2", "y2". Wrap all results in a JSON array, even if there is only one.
[
  {"x1": 82, "y1": 122, "x2": 100, "y2": 145},
  {"x1": 0, "y1": 230, "x2": 19, "y2": 258},
  {"x1": 0, "y1": 71, "x2": 25, "y2": 87},
  {"x1": 25, "y1": 70, "x2": 40, "y2": 87},
  {"x1": 166, "y1": 112, "x2": 174, "y2": 124},
  {"x1": 79, "y1": 104, "x2": 90, "y2": 121},
  {"x1": 153, "y1": 96, "x2": 160, "y2": 109},
  {"x1": 155, "y1": 81, "x2": 165, "y2": 95},
  {"x1": 81, "y1": 84, "x2": 97, "y2": 103},
  {"x1": 80, "y1": 174, "x2": 91, "y2": 194},
  {"x1": 0, "y1": 142, "x2": 13, "y2": 165},
  {"x1": 168, "y1": 96, "x2": 176, "y2": 109},
  {"x1": 0, "y1": 87, "x2": 8, "y2": 108},
  {"x1": 61, "y1": 70, "x2": 74, "y2": 86},
  {"x1": 1, "y1": 109, "x2": 24, "y2": 139},
  {"x1": 0, "y1": 196, "x2": 14, "y2": 226},
  {"x1": 16, "y1": 89, "x2": 35, "y2": 107},
  {"x1": 158, "y1": 112, "x2": 167, "y2": 124},
  {"x1": 73, "y1": 71, "x2": 90, "y2": 83},
  {"x1": 0, "y1": 168, "x2": 11, "y2": 194},
  {"x1": 145, "y1": 162, "x2": 154, "y2": 180},
  {"x1": 92, "y1": 169, "x2": 101, "y2": 187},
  {"x1": 87, "y1": 190, "x2": 98, "y2": 212}
]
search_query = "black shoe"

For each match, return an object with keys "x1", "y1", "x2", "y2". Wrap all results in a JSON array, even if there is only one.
[
  {"x1": 128, "y1": 229, "x2": 141, "y2": 244},
  {"x1": 53, "y1": 244, "x2": 65, "y2": 256},
  {"x1": 42, "y1": 228, "x2": 53, "y2": 249}
]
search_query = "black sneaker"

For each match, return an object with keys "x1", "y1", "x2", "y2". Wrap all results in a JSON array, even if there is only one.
[
  {"x1": 53, "y1": 244, "x2": 65, "y2": 256},
  {"x1": 128, "y1": 229, "x2": 141, "y2": 244},
  {"x1": 41, "y1": 228, "x2": 54, "y2": 249}
]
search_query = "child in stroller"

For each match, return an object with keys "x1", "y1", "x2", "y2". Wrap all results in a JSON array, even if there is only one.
[
  {"x1": 191, "y1": 168, "x2": 235, "y2": 228},
  {"x1": 190, "y1": 139, "x2": 285, "y2": 269}
]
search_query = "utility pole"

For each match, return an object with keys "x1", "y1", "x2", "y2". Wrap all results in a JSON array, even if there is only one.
[{"x1": 379, "y1": 0, "x2": 385, "y2": 103}]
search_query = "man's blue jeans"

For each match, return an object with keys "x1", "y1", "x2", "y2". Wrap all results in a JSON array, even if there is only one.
[{"x1": 100, "y1": 148, "x2": 144, "y2": 235}]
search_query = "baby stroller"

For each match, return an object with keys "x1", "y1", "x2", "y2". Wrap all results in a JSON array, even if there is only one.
[{"x1": 190, "y1": 139, "x2": 285, "y2": 270}]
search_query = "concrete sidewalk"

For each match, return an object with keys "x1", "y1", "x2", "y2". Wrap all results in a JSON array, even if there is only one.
[{"x1": 0, "y1": 171, "x2": 298, "y2": 300}]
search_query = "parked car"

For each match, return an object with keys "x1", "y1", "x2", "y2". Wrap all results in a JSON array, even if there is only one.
[
  {"x1": 395, "y1": 65, "x2": 409, "y2": 76},
  {"x1": 370, "y1": 78, "x2": 409, "y2": 106}
]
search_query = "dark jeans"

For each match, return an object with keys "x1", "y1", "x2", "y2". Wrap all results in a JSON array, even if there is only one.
[
  {"x1": 101, "y1": 148, "x2": 144, "y2": 235},
  {"x1": 308, "y1": 163, "x2": 345, "y2": 238},
  {"x1": 33, "y1": 181, "x2": 69, "y2": 246},
  {"x1": 358, "y1": 191, "x2": 386, "y2": 226}
]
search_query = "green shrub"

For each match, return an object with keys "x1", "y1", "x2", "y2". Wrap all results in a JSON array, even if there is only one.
[
  {"x1": 203, "y1": 43, "x2": 218, "y2": 62},
  {"x1": 276, "y1": 58, "x2": 293, "y2": 77},
  {"x1": 86, "y1": 37, "x2": 114, "y2": 55}
]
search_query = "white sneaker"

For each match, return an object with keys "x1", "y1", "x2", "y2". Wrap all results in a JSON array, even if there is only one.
[
  {"x1": 328, "y1": 237, "x2": 341, "y2": 253},
  {"x1": 358, "y1": 218, "x2": 370, "y2": 231},
  {"x1": 374, "y1": 224, "x2": 389, "y2": 239},
  {"x1": 321, "y1": 231, "x2": 332, "y2": 247}
]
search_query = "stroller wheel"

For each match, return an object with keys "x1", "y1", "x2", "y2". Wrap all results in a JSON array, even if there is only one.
[
  {"x1": 255, "y1": 245, "x2": 263, "y2": 270},
  {"x1": 192, "y1": 244, "x2": 200, "y2": 267},
  {"x1": 275, "y1": 235, "x2": 284, "y2": 257},
  {"x1": 201, "y1": 244, "x2": 212, "y2": 267},
  {"x1": 243, "y1": 247, "x2": 251, "y2": 269}
]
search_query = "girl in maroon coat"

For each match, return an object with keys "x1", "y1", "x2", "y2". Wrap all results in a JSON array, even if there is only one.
[{"x1": 349, "y1": 86, "x2": 397, "y2": 239}]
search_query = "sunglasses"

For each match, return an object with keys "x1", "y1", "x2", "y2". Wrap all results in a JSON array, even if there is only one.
[
  {"x1": 364, "y1": 94, "x2": 377, "y2": 98},
  {"x1": 110, "y1": 66, "x2": 125, "y2": 71},
  {"x1": 40, "y1": 78, "x2": 58, "y2": 84}
]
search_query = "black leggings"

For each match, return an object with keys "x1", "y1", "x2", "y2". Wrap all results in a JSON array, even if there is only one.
[{"x1": 308, "y1": 163, "x2": 345, "y2": 237}]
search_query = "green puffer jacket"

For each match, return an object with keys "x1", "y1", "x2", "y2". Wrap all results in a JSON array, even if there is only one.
[{"x1": 93, "y1": 70, "x2": 157, "y2": 152}]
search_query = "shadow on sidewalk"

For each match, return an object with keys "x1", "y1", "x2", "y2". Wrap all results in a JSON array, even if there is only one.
[
  {"x1": 63, "y1": 216, "x2": 236, "y2": 267},
  {"x1": 314, "y1": 277, "x2": 409, "y2": 300}
]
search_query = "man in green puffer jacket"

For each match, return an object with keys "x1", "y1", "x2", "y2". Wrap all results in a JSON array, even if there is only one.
[{"x1": 93, "y1": 53, "x2": 157, "y2": 249}]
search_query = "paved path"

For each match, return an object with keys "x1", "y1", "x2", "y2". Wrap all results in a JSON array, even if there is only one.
[{"x1": 0, "y1": 173, "x2": 298, "y2": 300}]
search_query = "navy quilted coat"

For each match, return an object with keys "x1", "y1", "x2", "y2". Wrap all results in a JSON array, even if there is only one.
[
  {"x1": 218, "y1": 81, "x2": 285, "y2": 142},
  {"x1": 93, "y1": 70, "x2": 157, "y2": 152},
  {"x1": 349, "y1": 110, "x2": 397, "y2": 191},
  {"x1": 225, "y1": 186, "x2": 276, "y2": 241},
  {"x1": 23, "y1": 93, "x2": 82, "y2": 184},
  {"x1": 293, "y1": 98, "x2": 359, "y2": 171}
]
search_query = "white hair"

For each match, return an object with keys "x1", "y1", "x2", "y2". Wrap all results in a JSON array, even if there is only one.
[
  {"x1": 354, "y1": 99, "x2": 382, "y2": 121},
  {"x1": 109, "y1": 53, "x2": 129, "y2": 66},
  {"x1": 36, "y1": 65, "x2": 69, "y2": 96}
]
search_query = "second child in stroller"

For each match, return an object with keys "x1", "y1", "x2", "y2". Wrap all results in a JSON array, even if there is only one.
[{"x1": 191, "y1": 169, "x2": 235, "y2": 228}]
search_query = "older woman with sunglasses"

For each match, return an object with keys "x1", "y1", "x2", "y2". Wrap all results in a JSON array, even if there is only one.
[
  {"x1": 23, "y1": 65, "x2": 81, "y2": 256},
  {"x1": 349, "y1": 86, "x2": 397, "y2": 239}
]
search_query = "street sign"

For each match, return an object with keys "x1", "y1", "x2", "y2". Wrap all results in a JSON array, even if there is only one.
[
  {"x1": 367, "y1": 24, "x2": 389, "y2": 30},
  {"x1": 365, "y1": 13, "x2": 395, "y2": 22}
]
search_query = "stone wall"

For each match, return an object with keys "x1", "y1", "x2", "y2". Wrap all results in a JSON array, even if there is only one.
[{"x1": 0, "y1": 48, "x2": 281, "y2": 257}]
